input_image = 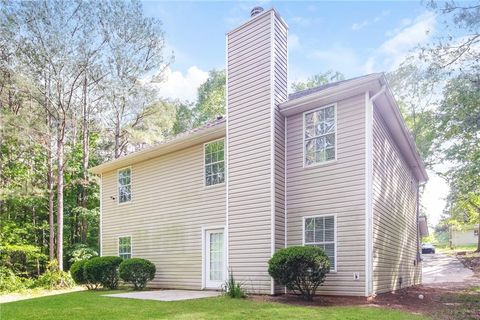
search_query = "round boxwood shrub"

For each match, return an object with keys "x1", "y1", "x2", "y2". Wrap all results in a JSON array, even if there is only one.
[
  {"x1": 84, "y1": 256, "x2": 123, "y2": 289},
  {"x1": 268, "y1": 246, "x2": 330, "y2": 301},
  {"x1": 119, "y1": 258, "x2": 156, "y2": 290},
  {"x1": 70, "y1": 259, "x2": 98, "y2": 289},
  {"x1": 70, "y1": 260, "x2": 87, "y2": 284}
]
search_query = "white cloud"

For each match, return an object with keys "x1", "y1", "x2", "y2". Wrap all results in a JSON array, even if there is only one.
[
  {"x1": 351, "y1": 11, "x2": 389, "y2": 31},
  {"x1": 364, "y1": 11, "x2": 436, "y2": 73},
  {"x1": 381, "y1": 12, "x2": 435, "y2": 56},
  {"x1": 155, "y1": 66, "x2": 209, "y2": 102},
  {"x1": 290, "y1": 16, "x2": 322, "y2": 27}
]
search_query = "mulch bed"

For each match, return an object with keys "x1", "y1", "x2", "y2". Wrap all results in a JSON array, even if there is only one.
[
  {"x1": 249, "y1": 284, "x2": 480, "y2": 319},
  {"x1": 457, "y1": 251, "x2": 480, "y2": 276}
]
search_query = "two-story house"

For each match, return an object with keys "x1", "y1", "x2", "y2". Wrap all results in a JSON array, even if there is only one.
[{"x1": 90, "y1": 7, "x2": 428, "y2": 297}]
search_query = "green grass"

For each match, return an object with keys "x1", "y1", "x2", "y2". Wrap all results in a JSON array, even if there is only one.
[
  {"x1": 437, "y1": 244, "x2": 478, "y2": 253},
  {"x1": 0, "y1": 290, "x2": 428, "y2": 320}
]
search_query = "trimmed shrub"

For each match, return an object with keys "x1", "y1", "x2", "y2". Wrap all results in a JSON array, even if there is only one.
[
  {"x1": 119, "y1": 258, "x2": 156, "y2": 290},
  {"x1": 70, "y1": 259, "x2": 97, "y2": 289},
  {"x1": 84, "y1": 256, "x2": 122, "y2": 289},
  {"x1": 268, "y1": 246, "x2": 330, "y2": 301},
  {"x1": 34, "y1": 260, "x2": 75, "y2": 290}
]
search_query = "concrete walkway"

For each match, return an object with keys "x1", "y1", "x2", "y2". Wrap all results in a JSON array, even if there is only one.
[
  {"x1": 104, "y1": 290, "x2": 221, "y2": 302},
  {"x1": 422, "y1": 253, "x2": 476, "y2": 287}
]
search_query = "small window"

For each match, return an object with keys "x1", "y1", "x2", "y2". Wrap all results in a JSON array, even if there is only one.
[
  {"x1": 304, "y1": 215, "x2": 336, "y2": 270},
  {"x1": 119, "y1": 237, "x2": 131, "y2": 259},
  {"x1": 304, "y1": 105, "x2": 336, "y2": 166},
  {"x1": 204, "y1": 139, "x2": 225, "y2": 186},
  {"x1": 118, "y1": 167, "x2": 131, "y2": 203}
]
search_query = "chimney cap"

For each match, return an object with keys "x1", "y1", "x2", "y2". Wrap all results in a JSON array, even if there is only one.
[{"x1": 250, "y1": 6, "x2": 264, "y2": 17}]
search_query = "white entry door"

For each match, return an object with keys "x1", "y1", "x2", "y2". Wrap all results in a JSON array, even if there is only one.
[{"x1": 205, "y1": 229, "x2": 225, "y2": 289}]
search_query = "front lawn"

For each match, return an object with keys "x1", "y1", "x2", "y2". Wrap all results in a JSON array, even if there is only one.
[{"x1": 0, "y1": 290, "x2": 427, "y2": 320}]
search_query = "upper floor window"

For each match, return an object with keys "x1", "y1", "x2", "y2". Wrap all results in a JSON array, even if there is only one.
[
  {"x1": 204, "y1": 139, "x2": 225, "y2": 186},
  {"x1": 304, "y1": 105, "x2": 336, "y2": 166},
  {"x1": 119, "y1": 236, "x2": 131, "y2": 259},
  {"x1": 118, "y1": 167, "x2": 132, "y2": 203},
  {"x1": 304, "y1": 215, "x2": 336, "y2": 270}
]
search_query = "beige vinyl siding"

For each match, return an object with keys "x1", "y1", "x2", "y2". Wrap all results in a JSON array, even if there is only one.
[
  {"x1": 273, "y1": 14, "x2": 288, "y2": 253},
  {"x1": 372, "y1": 106, "x2": 421, "y2": 294},
  {"x1": 273, "y1": 17, "x2": 288, "y2": 294},
  {"x1": 286, "y1": 94, "x2": 367, "y2": 296},
  {"x1": 101, "y1": 142, "x2": 226, "y2": 290},
  {"x1": 274, "y1": 109, "x2": 286, "y2": 253},
  {"x1": 227, "y1": 10, "x2": 287, "y2": 294}
]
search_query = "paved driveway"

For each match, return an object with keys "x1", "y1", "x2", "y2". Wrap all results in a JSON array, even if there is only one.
[{"x1": 422, "y1": 253, "x2": 476, "y2": 286}]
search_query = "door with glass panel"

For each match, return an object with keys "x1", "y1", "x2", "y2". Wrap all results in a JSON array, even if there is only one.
[{"x1": 205, "y1": 229, "x2": 225, "y2": 289}]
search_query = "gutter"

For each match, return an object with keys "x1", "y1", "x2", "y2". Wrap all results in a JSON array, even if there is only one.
[
  {"x1": 370, "y1": 85, "x2": 386, "y2": 102},
  {"x1": 364, "y1": 86, "x2": 385, "y2": 296}
]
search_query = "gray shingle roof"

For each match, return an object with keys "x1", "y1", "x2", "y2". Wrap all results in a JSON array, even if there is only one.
[{"x1": 288, "y1": 73, "x2": 383, "y2": 101}]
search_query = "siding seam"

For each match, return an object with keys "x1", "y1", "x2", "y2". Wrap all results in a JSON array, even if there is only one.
[
  {"x1": 269, "y1": 10, "x2": 276, "y2": 295},
  {"x1": 225, "y1": 33, "x2": 230, "y2": 280},
  {"x1": 364, "y1": 91, "x2": 374, "y2": 296}
]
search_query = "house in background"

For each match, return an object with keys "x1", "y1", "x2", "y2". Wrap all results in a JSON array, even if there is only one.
[
  {"x1": 450, "y1": 225, "x2": 479, "y2": 247},
  {"x1": 90, "y1": 7, "x2": 428, "y2": 297}
]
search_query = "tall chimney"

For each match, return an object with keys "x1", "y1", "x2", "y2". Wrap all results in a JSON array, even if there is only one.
[{"x1": 226, "y1": 8, "x2": 288, "y2": 295}]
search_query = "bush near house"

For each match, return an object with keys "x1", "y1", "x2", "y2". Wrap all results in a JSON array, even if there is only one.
[
  {"x1": 119, "y1": 258, "x2": 156, "y2": 290},
  {"x1": 222, "y1": 270, "x2": 246, "y2": 298},
  {"x1": 71, "y1": 259, "x2": 99, "y2": 290},
  {"x1": 268, "y1": 246, "x2": 330, "y2": 301},
  {"x1": 84, "y1": 256, "x2": 122, "y2": 289}
]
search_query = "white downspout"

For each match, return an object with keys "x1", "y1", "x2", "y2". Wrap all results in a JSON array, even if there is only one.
[{"x1": 365, "y1": 85, "x2": 386, "y2": 297}]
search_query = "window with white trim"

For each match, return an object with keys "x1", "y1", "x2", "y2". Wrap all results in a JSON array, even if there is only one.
[
  {"x1": 118, "y1": 167, "x2": 131, "y2": 203},
  {"x1": 119, "y1": 236, "x2": 131, "y2": 259},
  {"x1": 304, "y1": 215, "x2": 336, "y2": 269},
  {"x1": 204, "y1": 139, "x2": 225, "y2": 186},
  {"x1": 304, "y1": 105, "x2": 336, "y2": 166}
]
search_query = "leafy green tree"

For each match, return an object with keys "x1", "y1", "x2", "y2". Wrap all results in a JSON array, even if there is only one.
[
  {"x1": 417, "y1": 1, "x2": 479, "y2": 245},
  {"x1": 192, "y1": 69, "x2": 226, "y2": 127},
  {"x1": 387, "y1": 62, "x2": 437, "y2": 165},
  {"x1": 172, "y1": 101, "x2": 195, "y2": 135},
  {"x1": 435, "y1": 77, "x2": 480, "y2": 250},
  {"x1": 291, "y1": 70, "x2": 345, "y2": 93}
]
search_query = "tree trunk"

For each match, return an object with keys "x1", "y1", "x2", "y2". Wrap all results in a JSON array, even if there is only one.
[
  {"x1": 56, "y1": 121, "x2": 65, "y2": 270},
  {"x1": 81, "y1": 73, "x2": 89, "y2": 243},
  {"x1": 114, "y1": 112, "x2": 121, "y2": 159},
  {"x1": 477, "y1": 214, "x2": 480, "y2": 252},
  {"x1": 46, "y1": 77, "x2": 55, "y2": 261}
]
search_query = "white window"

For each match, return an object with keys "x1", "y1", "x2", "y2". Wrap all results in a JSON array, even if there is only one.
[
  {"x1": 118, "y1": 167, "x2": 131, "y2": 203},
  {"x1": 119, "y1": 236, "x2": 131, "y2": 259},
  {"x1": 204, "y1": 139, "x2": 225, "y2": 186},
  {"x1": 304, "y1": 105, "x2": 336, "y2": 166},
  {"x1": 304, "y1": 215, "x2": 336, "y2": 270}
]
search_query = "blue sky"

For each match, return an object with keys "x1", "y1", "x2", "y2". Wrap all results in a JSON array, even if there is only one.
[
  {"x1": 144, "y1": 1, "x2": 437, "y2": 101},
  {"x1": 143, "y1": 1, "x2": 449, "y2": 226}
]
